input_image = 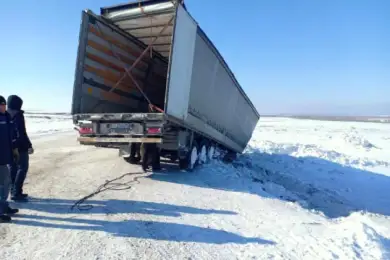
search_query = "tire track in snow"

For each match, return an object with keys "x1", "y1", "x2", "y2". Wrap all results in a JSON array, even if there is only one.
[{"x1": 194, "y1": 163, "x2": 335, "y2": 259}]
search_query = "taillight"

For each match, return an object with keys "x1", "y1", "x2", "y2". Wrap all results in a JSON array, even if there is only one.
[
  {"x1": 147, "y1": 127, "x2": 161, "y2": 134},
  {"x1": 79, "y1": 127, "x2": 93, "y2": 134}
]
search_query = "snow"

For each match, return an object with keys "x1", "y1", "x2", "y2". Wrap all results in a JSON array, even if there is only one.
[
  {"x1": 243, "y1": 118, "x2": 390, "y2": 217},
  {"x1": 24, "y1": 112, "x2": 73, "y2": 137},
  {"x1": 1, "y1": 116, "x2": 390, "y2": 259}
]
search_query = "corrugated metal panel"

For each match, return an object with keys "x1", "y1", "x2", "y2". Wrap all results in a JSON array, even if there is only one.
[
  {"x1": 72, "y1": 10, "x2": 168, "y2": 114},
  {"x1": 101, "y1": 1, "x2": 176, "y2": 59}
]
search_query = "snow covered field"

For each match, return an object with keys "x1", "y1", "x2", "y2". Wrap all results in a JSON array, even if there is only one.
[
  {"x1": 1, "y1": 116, "x2": 390, "y2": 259},
  {"x1": 24, "y1": 112, "x2": 73, "y2": 136}
]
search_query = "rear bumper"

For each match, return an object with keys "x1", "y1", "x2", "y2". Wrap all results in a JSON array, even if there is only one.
[{"x1": 77, "y1": 136, "x2": 162, "y2": 144}]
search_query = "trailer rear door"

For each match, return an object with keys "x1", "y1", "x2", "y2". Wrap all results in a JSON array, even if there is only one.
[
  {"x1": 71, "y1": 10, "x2": 169, "y2": 115},
  {"x1": 165, "y1": 4, "x2": 197, "y2": 121}
]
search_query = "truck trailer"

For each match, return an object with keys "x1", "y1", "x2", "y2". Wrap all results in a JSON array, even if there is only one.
[{"x1": 71, "y1": 0, "x2": 260, "y2": 170}]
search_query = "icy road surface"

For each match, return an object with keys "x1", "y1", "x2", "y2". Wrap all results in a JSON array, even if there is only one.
[{"x1": 1, "y1": 117, "x2": 390, "y2": 260}]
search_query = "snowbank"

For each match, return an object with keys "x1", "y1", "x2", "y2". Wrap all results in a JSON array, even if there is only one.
[
  {"x1": 2, "y1": 115, "x2": 390, "y2": 259},
  {"x1": 231, "y1": 118, "x2": 390, "y2": 217}
]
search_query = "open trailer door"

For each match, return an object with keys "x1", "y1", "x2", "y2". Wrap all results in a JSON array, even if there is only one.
[
  {"x1": 165, "y1": 3, "x2": 198, "y2": 121},
  {"x1": 72, "y1": 8, "x2": 169, "y2": 116}
]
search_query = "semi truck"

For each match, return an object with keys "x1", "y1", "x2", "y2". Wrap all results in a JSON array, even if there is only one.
[{"x1": 71, "y1": 0, "x2": 260, "y2": 170}]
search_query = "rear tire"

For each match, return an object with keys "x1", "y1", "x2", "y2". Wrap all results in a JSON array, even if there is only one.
[
  {"x1": 124, "y1": 156, "x2": 141, "y2": 164},
  {"x1": 207, "y1": 144, "x2": 216, "y2": 162},
  {"x1": 198, "y1": 140, "x2": 208, "y2": 164},
  {"x1": 223, "y1": 150, "x2": 237, "y2": 163},
  {"x1": 179, "y1": 158, "x2": 188, "y2": 170},
  {"x1": 179, "y1": 140, "x2": 199, "y2": 171}
]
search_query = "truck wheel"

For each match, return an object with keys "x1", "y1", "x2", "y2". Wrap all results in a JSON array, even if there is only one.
[
  {"x1": 208, "y1": 144, "x2": 216, "y2": 162},
  {"x1": 223, "y1": 150, "x2": 237, "y2": 163},
  {"x1": 124, "y1": 156, "x2": 140, "y2": 164},
  {"x1": 179, "y1": 157, "x2": 188, "y2": 170},
  {"x1": 198, "y1": 140, "x2": 208, "y2": 164},
  {"x1": 179, "y1": 141, "x2": 199, "y2": 171}
]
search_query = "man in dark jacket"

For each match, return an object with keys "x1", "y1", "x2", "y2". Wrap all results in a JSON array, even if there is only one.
[
  {"x1": 7, "y1": 95, "x2": 33, "y2": 202},
  {"x1": 0, "y1": 95, "x2": 19, "y2": 222}
]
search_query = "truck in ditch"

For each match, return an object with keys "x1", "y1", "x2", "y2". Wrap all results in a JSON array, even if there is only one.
[{"x1": 71, "y1": 0, "x2": 260, "y2": 170}]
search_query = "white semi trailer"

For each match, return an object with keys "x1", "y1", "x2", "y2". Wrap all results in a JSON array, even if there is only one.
[{"x1": 71, "y1": 0, "x2": 260, "y2": 170}]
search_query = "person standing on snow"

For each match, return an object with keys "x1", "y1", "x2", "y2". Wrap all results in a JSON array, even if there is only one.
[
  {"x1": 7, "y1": 95, "x2": 34, "y2": 202},
  {"x1": 0, "y1": 95, "x2": 20, "y2": 223}
]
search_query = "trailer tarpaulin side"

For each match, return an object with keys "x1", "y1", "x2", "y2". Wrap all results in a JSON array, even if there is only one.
[{"x1": 165, "y1": 3, "x2": 259, "y2": 152}]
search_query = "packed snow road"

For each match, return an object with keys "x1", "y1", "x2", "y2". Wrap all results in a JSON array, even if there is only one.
[{"x1": 1, "y1": 117, "x2": 390, "y2": 260}]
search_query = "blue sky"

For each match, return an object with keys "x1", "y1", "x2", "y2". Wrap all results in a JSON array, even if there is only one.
[{"x1": 0, "y1": 0, "x2": 388, "y2": 115}]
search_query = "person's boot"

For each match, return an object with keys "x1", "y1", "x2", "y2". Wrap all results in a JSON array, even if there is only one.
[
  {"x1": 5, "y1": 206, "x2": 19, "y2": 215},
  {"x1": 152, "y1": 166, "x2": 161, "y2": 171},
  {"x1": 11, "y1": 194, "x2": 28, "y2": 202},
  {"x1": 152, "y1": 163, "x2": 161, "y2": 171},
  {"x1": 0, "y1": 215, "x2": 11, "y2": 223},
  {"x1": 142, "y1": 164, "x2": 149, "y2": 172},
  {"x1": 153, "y1": 157, "x2": 161, "y2": 171}
]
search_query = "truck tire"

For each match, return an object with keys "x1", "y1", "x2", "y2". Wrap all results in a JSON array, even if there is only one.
[
  {"x1": 208, "y1": 144, "x2": 216, "y2": 162},
  {"x1": 179, "y1": 140, "x2": 199, "y2": 171},
  {"x1": 223, "y1": 150, "x2": 237, "y2": 163},
  {"x1": 198, "y1": 140, "x2": 208, "y2": 164},
  {"x1": 124, "y1": 156, "x2": 140, "y2": 164},
  {"x1": 178, "y1": 158, "x2": 187, "y2": 170}
]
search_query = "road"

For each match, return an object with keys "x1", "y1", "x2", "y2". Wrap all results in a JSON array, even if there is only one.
[
  {"x1": 0, "y1": 133, "x2": 279, "y2": 260},
  {"x1": 1, "y1": 132, "x2": 388, "y2": 260}
]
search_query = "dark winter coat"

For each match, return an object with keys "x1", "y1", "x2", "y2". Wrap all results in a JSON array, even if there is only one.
[
  {"x1": 0, "y1": 112, "x2": 17, "y2": 165},
  {"x1": 11, "y1": 111, "x2": 32, "y2": 152},
  {"x1": 7, "y1": 95, "x2": 32, "y2": 152}
]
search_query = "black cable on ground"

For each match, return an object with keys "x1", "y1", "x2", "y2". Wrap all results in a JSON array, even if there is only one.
[{"x1": 70, "y1": 172, "x2": 148, "y2": 211}]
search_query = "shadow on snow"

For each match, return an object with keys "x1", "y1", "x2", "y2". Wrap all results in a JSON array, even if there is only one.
[{"x1": 13, "y1": 197, "x2": 275, "y2": 245}]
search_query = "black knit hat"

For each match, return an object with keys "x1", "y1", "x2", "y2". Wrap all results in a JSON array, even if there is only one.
[
  {"x1": 7, "y1": 95, "x2": 23, "y2": 110},
  {"x1": 0, "y1": 95, "x2": 6, "y2": 105}
]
